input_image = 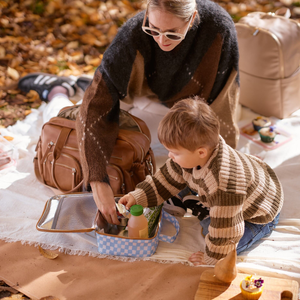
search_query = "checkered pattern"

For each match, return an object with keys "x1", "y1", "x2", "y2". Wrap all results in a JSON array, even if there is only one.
[
  {"x1": 158, "y1": 209, "x2": 180, "y2": 243},
  {"x1": 96, "y1": 210, "x2": 179, "y2": 257}
]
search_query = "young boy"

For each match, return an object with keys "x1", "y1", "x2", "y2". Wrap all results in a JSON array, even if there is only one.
[{"x1": 119, "y1": 98, "x2": 284, "y2": 265}]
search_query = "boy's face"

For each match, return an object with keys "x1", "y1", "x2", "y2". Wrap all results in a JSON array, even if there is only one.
[{"x1": 166, "y1": 145, "x2": 206, "y2": 169}]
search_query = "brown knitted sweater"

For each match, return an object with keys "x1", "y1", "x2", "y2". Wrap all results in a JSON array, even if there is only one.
[
  {"x1": 76, "y1": 0, "x2": 240, "y2": 187},
  {"x1": 130, "y1": 137, "x2": 284, "y2": 265}
]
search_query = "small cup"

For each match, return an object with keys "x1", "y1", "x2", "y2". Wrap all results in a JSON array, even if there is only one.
[{"x1": 259, "y1": 126, "x2": 276, "y2": 143}]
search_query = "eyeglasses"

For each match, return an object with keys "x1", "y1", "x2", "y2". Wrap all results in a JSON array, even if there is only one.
[{"x1": 142, "y1": 10, "x2": 194, "y2": 41}]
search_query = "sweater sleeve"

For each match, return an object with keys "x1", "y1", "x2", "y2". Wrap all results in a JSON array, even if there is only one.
[
  {"x1": 75, "y1": 19, "x2": 141, "y2": 186},
  {"x1": 203, "y1": 189, "x2": 245, "y2": 265},
  {"x1": 129, "y1": 158, "x2": 187, "y2": 207}
]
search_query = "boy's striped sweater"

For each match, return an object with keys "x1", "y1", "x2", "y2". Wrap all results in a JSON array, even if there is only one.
[{"x1": 130, "y1": 137, "x2": 284, "y2": 265}]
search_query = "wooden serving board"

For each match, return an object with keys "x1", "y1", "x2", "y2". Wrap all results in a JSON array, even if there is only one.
[{"x1": 195, "y1": 269, "x2": 299, "y2": 300}]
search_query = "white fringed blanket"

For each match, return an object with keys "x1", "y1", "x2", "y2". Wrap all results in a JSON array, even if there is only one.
[{"x1": 1, "y1": 99, "x2": 300, "y2": 292}]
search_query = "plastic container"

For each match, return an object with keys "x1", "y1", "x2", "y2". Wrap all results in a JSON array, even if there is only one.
[
  {"x1": 0, "y1": 135, "x2": 18, "y2": 171},
  {"x1": 127, "y1": 205, "x2": 148, "y2": 239}
]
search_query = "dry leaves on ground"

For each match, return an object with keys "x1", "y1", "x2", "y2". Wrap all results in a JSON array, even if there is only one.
[
  {"x1": 38, "y1": 245, "x2": 59, "y2": 260},
  {"x1": 0, "y1": 0, "x2": 145, "y2": 127},
  {"x1": 0, "y1": 280, "x2": 31, "y2": 300}
]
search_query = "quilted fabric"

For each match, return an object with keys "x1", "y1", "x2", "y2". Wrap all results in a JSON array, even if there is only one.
[{"x1": 96, "y1": 210, "x2": 179, "y2": 257}]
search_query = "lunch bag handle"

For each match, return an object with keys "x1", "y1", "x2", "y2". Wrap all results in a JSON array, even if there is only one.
[{"x1": 158, "y1": 210, "x2": 180, "y2": 243}]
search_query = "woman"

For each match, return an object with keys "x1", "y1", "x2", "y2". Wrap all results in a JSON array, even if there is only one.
[{"x1": 76, "y1": 0, "x2": 240, "y2": 224}]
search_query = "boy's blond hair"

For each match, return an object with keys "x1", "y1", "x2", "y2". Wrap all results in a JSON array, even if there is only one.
[{"x1": 158, "y1": 97, "x2": 220, "y2": 151}]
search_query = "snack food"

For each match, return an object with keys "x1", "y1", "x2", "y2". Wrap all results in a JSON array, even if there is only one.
[
  {"x1": 252, "y1": 116, "x2": 271, "y2": 131},
  {"x1": 258, "y1": 126, "x2": 276, "y2": 143},
  {"x1": 240, "y1": 275, "x2": 264, "y2": 300}
]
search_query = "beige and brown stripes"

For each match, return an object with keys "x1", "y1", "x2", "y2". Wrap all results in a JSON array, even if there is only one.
[{"x1": 130, "y1": 136, "x2": 284, "y2": 265}]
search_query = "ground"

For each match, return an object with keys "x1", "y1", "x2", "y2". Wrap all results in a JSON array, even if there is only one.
[{"x1": 0, "y1": 0, "x2": 299, "y2": 299}]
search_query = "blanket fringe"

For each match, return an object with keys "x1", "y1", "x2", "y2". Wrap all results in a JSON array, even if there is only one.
[{"x1": 0, "y1": 237, "x2": 192, "y2": 266}]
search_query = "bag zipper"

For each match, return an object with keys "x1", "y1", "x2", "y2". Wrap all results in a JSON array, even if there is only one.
[
  {"x1": 63, "y1": 145, "x2": 79, "y2": 151},
  {"x1": 50, "y1": 162, "x2": 77, "y2": 188},
  {"x1": 44, "y1": 152, "x2": 82, "y2": 187},
  {"x1": 108, "y1": 164, "x2": 126, "y2": 194},
  {"x1": 236, "y1": 23, "x2": 285, "y2": 78},
  {"x1": 110, "y1": 155, "x2": 122, "y2": 160},
  {"x1": 42, "y1": 141, "x2": 54, "y2": 163},
  {"x1": 146, "y1": 155, "x2": 154, "y2": 175}
]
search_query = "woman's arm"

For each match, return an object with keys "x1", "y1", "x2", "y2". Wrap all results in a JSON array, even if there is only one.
[{"x1": 75, "y1": 23, "x2": 141, "y2": 222}]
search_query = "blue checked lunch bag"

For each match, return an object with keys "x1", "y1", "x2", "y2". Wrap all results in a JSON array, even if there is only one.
[{"x1": 36, "y1": 193, "x2": 180, "y2": 258}]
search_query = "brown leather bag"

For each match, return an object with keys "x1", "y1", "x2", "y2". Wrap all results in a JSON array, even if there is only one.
[{"x1": 33, "y1": 106, "x2": 156, "y2": 195}]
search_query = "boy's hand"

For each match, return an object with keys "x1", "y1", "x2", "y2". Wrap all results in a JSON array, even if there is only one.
[
  {"x1": 188, "y1": 251, "x2": 204, "y2": 266},
  {"x1": 118, "y1": 194, "x2": 136, "y2": 210}
]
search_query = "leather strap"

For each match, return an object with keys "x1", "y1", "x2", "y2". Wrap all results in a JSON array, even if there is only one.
[
  {"x1": 53, "y1": 127, "x2": 71, "y2": 160},
  {"x1": 51, "y1": 163, "x2": 84, "y2": 193},
  {"x1": 33, "y1": 156, "x2": 43, "y2": 183},
  {"x1": 34, "y1": 141, "x2": 46, "y2": 184},
  {"x1": 50, "y1": 127, "x2": 84, "y2": 193}
]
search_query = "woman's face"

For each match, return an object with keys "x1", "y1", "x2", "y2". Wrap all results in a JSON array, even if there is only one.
[{"x1": 147, "y1": 9, "x2": 191, "y2": 52}]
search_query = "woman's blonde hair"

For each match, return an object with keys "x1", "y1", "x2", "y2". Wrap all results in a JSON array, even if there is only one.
[
  {"x1": 158, "y1": 97, "x2": 220, "y2": 151},
  {"x1": 147, "y1": 0, "x2": 196, "y2": 21}
]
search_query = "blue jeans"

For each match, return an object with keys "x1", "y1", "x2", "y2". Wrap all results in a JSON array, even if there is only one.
[{"x1": 200, "y1": 213, "x2": 280, "y2": 255}]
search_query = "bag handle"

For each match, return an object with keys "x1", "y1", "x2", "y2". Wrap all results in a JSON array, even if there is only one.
[
  {"x1": 51, "y1": 161, "x2": 84, "y2": 193},
  {"x1": 53, "y1": 127, "x2": 71, "y2": 160},
  {"x1": 275, "y1": 7, "x2": 291, "y2": 19},
  {"x1": 51, "y1": 127, "x2": 84, "y2": 193},
  {"x1": 158, "y1": 210, "x2": 180, "y2": 243}
]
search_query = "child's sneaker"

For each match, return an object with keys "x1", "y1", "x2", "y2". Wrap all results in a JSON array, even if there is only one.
[
  {"x1": 182, "y1": 195, "x2": 210, "y2": 221},
  {"x1": 163, "y1": 196, "x2": 187, "y2": 217},
  {"x1": 18, "y1": 73, "x2": 76, "y2": 101}
]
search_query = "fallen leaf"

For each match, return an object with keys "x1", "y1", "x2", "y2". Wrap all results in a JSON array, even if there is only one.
[
  {"x1": 38, "y1": 245, "x2": 59, "y2": 260},
  {"x1": 7, "y1": 67, "x2": 19, "y2": 80},
  {"x1": 107, "y1": 24, "x2": 118, "y2": 42},
  {"x1": 66, "y1": 41, "x2": 79, "y2": 50},
  {"x1": 67, "y1": 51, "x2": 84, "y2": 63},
  {"x1": 7, "y1": 90, "x2": 19, "y2": 95},
  {"x1": 40, "y1": 296, "x2": 61, "y2": 300},
  {"x1": 0, "y1": 46, "x2": 5, "y2": 58},
  {"x1": 3, "y1": 136, "x2": 14, "y2": 141},
  {"x1": 0, "y1": 100, "x2": 8, "y2": 107},
  {"x1": 10, "y1": 294, "x2": 25, "y2": 299},
  {"x1": 80, "y1": 33, "x2": 97, "y2": 45},
  {"x1": 0, "y1": 286, "x2": 19, "y2": 294}
]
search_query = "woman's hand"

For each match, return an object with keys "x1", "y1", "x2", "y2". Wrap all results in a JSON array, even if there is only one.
[
  {"x1": 118, "y1": 194, "x2": 136, "y2": 210},
  {"x1": 90, "y1": 181, "x2": 120, "y2": 225}
]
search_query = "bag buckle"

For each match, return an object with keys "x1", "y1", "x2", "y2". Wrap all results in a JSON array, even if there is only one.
[{"x1": 146, "y1": 157, "x2": 154, "y2": 176}]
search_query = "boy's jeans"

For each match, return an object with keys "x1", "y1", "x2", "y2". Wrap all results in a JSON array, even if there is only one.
[{"x1": 200, "y1": 213, "x2": 280, "y2": 255}]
